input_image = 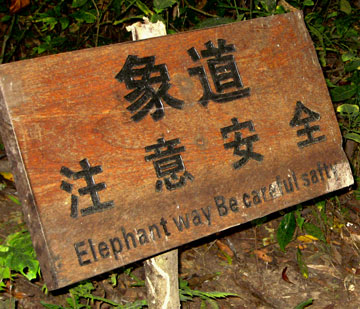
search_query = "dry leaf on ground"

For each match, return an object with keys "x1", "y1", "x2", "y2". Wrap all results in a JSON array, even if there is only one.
[
  {"x1": 253, "y1": 249, "x2": 273, "y2": 263},
  {"x1": 10, "y1": 0, "x2": 30, "y2": 14}
]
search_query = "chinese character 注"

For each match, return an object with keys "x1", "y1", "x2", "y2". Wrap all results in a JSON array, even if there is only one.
[
  {"x1": 60, "y1": 158, "x2": 114, "y2": 219},
  {"x1": 116, "y1": 55, "x2": 184, "y2": 122},
  {"x1": 221, "y1": 118, "x2": 263, "y2": 169},
  {"x1": 187, "y1": 39, "x2": 250, "y2": 107},
  {"x1": 145, "y1": 138, "x2": 194, "y2": 192},
  {"x1": 290, "y1": 101, "x2": 326, "y2": 148}
]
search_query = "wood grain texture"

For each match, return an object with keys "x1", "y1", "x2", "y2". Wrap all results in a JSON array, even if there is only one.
[{"x1": 0, "y1": 11, "x2": 353, "y2": 290}]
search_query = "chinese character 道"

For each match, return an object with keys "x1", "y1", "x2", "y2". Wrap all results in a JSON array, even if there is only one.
[{"x1": 188, "y1": 39, "x2": 250, "y2": 107}]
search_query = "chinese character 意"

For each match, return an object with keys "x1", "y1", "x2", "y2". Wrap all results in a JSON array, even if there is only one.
[
  {"x1": 221, "y1": 118, "x2": 263, "y2": 169},
  {"x1": 290, "y1": 101, "x2": 326, "y2": 148},
  {"x1": 145, "y1": 138, "x2": 194, "y2": 192},
  {"x1": 60, "y1": 158, "x2": 113, "y2": 218},
  {"x1": 187, "y1": 39, "x2": 250, "y2": 107},
  {"x1": 116, "y1": 55, "x2": 184, "y2": 122}
]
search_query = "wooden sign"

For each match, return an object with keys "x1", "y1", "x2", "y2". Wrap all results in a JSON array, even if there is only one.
[{"x1": 0, "y1": 11, "x2": 353, "y2": 290}]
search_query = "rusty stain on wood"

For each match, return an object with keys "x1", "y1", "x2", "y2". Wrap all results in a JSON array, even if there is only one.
[{"x1": 0, "y1": 11, "x2": 353, "y2": 290}]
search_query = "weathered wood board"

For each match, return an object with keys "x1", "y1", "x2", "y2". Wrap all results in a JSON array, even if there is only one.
[{"x1": 0, "y1": 11, "x2": 353, "y2": 290}]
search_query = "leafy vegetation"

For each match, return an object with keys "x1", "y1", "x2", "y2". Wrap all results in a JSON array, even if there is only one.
[
  {"x1": 41, "y1": 281, "x2": 148, "y2": 308},
  {"x1": 40, "y1": 275, "x2": 238, "y2": 308},
  {"x1": 0, "y1": 230, "x2": 40, "y2": 291},
  {"x1": 0, "y1": 0, "x2": 360, "y2": 307},
  {"x1": 179, "y1": 277, "x2": 238, "y2": 308}
]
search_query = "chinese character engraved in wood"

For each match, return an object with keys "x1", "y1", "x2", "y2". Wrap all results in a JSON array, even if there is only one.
[
  {"x1": 187, "y1": 39, "x2": 250, "y2": 107},
  {"x1": 60, "y1": 159, "x2": 114, "y2": 218},
  {"x1": 221, "y1": 118, "x2": 263, "y2": 169},
  {"x1": 290, "y1": 101, "x2": 326, "y2": 148},
  {"x1": 116, "y1": 55, "x2": 184, "y2": 122},
  {"x1": 145, "y1": 138, "x2": 194, "y2": 192}
]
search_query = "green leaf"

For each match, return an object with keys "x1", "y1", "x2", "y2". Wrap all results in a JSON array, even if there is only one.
[
  {"x1": 35, "y1": 16, "x2": 58, "y2": 31},
  {"x1": 337, "y1": 104, "x2": 359, "y2": 117},
  {"x1": 344, "y1": 132, "x2": 360, "y2": 143},
  {"x1": 136, "y1": 0, "x2": 153, "y2": 15},
  {"x1": 0, "y1": 266, "x2": 10, "y2": 281},
  {"x1": 195, "y1": 17, "x2": 234, "y2": 29},
  {"x1": 72, "y1": 0, "x2": 88, "y2": 8},
  {"x1": 342, "y1": 53, "x2": 356, "y2": 62},
  {"x1": 59, "y1": 17, "x2": 70, "y2": 30},
  {"x1": 207, "y1": 298, "x2": 220, "y2": 309},
  {"x1": 113, "y1": 15, "x2": 144, "y2": 26},
  {"x1": 153, "y1": 0, "x2": 177, "y2": 10},
  {"x1": 296, "y1": 248, "x2": 308, "y2": 278},
  {"x1": 0, "y1": 281, "x2": 6, "y2": 291},
  {"x1": 295, "y1": 210, "x2": 305, "y2": 231},
  {"x1": 316, "y1": 200, "x2": 326, "y2": 211},
  {"x1": 258, "y1": 0, "x2": 277, "y2": 12},
  {"x1": 0, "y1": 245, "x2": 9, "y2": 253},
  {"x1": 330, "y1": 84, "x2": 357, "y2": 102},
  {"x1": 179, "y1": 277, "x2": 238, "y2": 303},
  {"x1": 0, "y1": 231, "x2": 40, "y2": 281},
  {"x1": 40, "y1": 302, "x2": 63, "y2": 309},
  {"x1": 6, "y1": 194, "x2": 20, "y2": 205},
  {"x1": 294, "y1": 298, "x2": 313, "y2": 309},
  {"x1": 109, "y1": 273, "x2": 117, "y2": 286},
  {"x1": 72, "y1": 11, "x2": 96, "y2": 23},
  {"x1": 340, "y1": 0, "x2": 351, "y2": 15},
  {"x1": 276, "y1": 212, "x2": 296, "y2": 251},
  {"x1": 0, "y1": 15, "x2": 11, "y2": 22},
  {"x1": 326, "y1": 79, "x2": 337, "y2": 88},
  {"x1": 345, "y1": 60, "x2": 360, "y2": 72},
  {"x1": 303, "y1": 0, "x2": 314, "y2": 6},
  {"x1": 123, "y1": 300, "x2": 148, "y2": 308},
  {"x1": 83, "y1": 12, "x2": 96, "y2": 23},
  {"x1": 303, "y1": 223, "x2": 325, "y2": 242}
]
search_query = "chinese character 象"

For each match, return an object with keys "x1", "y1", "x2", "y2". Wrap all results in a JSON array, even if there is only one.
[
  {"x1": 187, "y1": 39, "x2": 250, "y2": 107},
  {"x1": 60, "y1": 158, "x2": 114, "y2": 219},
  {"x1": 116, "y1": 55, "x2": 184, "y2": 122},
  {"x1": 221, "y1": 118, "x2": 263, "y2": 169},
  {"x1": 145, "y1": 138, "x2": 194, "y2": 192},
  {"x1": 290, "y1": 101, "x2": 326, "y2": 148}
]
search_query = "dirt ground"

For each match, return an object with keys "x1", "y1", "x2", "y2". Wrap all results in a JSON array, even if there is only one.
[{"x1": 1, "y1": 170, "x2": 360, "y2": 309}]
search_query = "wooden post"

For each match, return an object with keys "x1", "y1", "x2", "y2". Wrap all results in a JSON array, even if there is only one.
[{"x1": 127, "y1": 18, "x2": 180, "y2": 309}]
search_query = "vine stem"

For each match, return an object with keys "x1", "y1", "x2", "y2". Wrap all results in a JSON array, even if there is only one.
[
  {"x1": 91, "y1": 0, "x2": 100, "y2": 47},
  {"x1": 1, "y1": 15, "x2": 15, "y2": 64},
  {"x1": 184, "y1": 0, "x2": 219, "y2": 18}
]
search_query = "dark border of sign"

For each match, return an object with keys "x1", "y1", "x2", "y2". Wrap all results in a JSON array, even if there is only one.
[{"x1": 0, "y1": 87, "x2": 59, "y2": 290}]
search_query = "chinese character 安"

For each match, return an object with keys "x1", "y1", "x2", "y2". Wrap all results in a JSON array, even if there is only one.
[{"x1": 221, "y1": 118, "x2": 263, "y2": 169}]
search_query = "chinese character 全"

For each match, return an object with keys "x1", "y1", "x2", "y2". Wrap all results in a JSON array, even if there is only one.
[
  {"x1": 290, "y1": 101, "x2": 326, "y2": 148},
  {"x1": 60, "y1": 158, "x2": 114, "y2": 218},
  {"x1": 116, "y1": 55, "x2": 184, "y2": 122},
  {"x1": 221, "y1": 118, "x2": 263, "y2": 169},
  {"x1": 145, "y1": 138, "x2": 194, "y2": 192},
  {"x1": 187, "y1": 39, "x2": 250, "y2": 107}
]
